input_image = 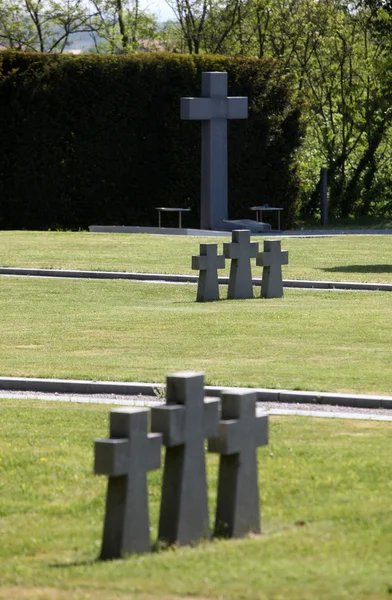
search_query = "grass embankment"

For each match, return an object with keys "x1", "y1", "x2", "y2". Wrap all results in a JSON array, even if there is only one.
[
  {"x1": 1, "y1": 400, "x2": 391, "y2": 600},
  {"x1": 0, "y1": 278, "x2": 391, "y2": 394},
  {"x1": 0, "y1": 231, "x2": 391, "y2": 284}
]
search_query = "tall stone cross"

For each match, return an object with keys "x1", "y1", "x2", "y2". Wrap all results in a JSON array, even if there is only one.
[
  {"x1": 181, "y1": 72, "x2": 248, "y2": 230},
  {"x1": 151, "y1": 372, "x2": 220, "y2": 546},
  {"x1": 208, "y1": 390, "x2": 269, "y2": 538},
  {"x1": 192, "y1": 243, "x2": 225, "y2": 302},
  {"x1": 223, "y1": 229, "x2": 259, "y2": 299},
  {"x1": 256, "y1": 239, "x2": 289, "y2": 298},
  {"x1": 94, "y1": 408, "x2": 162, "y2": 559}
]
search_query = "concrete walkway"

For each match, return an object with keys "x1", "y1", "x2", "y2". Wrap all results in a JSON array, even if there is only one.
[
  {"x1": 1, "y1": 267, "x2": 391, "y2": 292},
  {"x1": 1, "y1": 375, "x2": 391, "y2": 409},
  {"x1": 2, "y1": 385, "x2": 392, "y2": 422}
]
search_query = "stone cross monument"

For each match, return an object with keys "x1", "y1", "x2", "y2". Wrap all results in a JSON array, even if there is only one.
[
  {"x1": 192, "y1": 243, "x2": 225, "y2": 301},
  {"x1": 94, "y1": 408, "x2": 162, "y2": 559},
  {"x1": 181, "y1": 72, "x2": 248, "y2": 230},
  {"x1": 208, "y1": 390, "x2": 269, "y2": 538},
  {"x1": 257, "y1": 239, "x2": 289, "y2": 298},
  {"x1": 151, "y1": 372, "x2": 220, "y2": 546},
  {"x1": 224, "y1": 230, "x2": 259, "y2": 299}
]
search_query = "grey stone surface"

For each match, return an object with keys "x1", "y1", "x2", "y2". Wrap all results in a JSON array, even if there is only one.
[
  {"x1": 223, "y1": 230, "x2": 259, "y2": 299},
  {"x1": 221, "y1": 219, "x2": 272, "y2": 233},
  {"x1": 208, "y1": 390, "x2": 269, "y2": 538},
  {"x1": 94, "y1": 408, "x2": 162, "y2": 559},
  {"x1": 192, "y1": 243, "x2": 225, "y2": 301},
  {"x1": 151, "y1": 372, "x2": 220, "y2": 546},
  {"x1": 181, "y1": 72, "x2": 248, "y2": 230},
  {"x1": 257, "y1": 239, "x2": 289, "y2": 298}
]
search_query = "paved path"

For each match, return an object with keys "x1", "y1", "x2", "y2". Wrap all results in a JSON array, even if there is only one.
[
  {"x1": 2, "y1": 390, "x2": 392, "y2": 422},
  {"x1": 0, "y1": 267, "x2": 391, "y2": 292}
]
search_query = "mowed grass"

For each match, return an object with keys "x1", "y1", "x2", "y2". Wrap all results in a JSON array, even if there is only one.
[
  {"x1": 0, "y1": 230, "x2": 391, "y2": 283},
  {"x1": 1, "y1": 399, "x2": 392, "y2": 600},
  {"x1": 0, "y1": 277, "x2": 391, "y2": 394}
]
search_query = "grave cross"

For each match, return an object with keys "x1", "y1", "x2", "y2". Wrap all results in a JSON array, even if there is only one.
[
  {"x1": 151, "y1": 372, "x2": 220, "y2": 546},
  {"x1": 223, "y1": 229, "x2": 259, "y2": 299},
  {"x1": 94, "y1": 408, "x2": 162, "y2": 559},
  {"x1": 256, "y1": 239, "x2": 289, "y2": 298},
  {"x1": 192, "y1": 243, "x2": 225, "y2": 301},
  {"x1": 208, "y1": 391, "x2": 269, "y2": 538},
  {"x1": 181, "y1": 72, "x2": 248, "y2": 230}
]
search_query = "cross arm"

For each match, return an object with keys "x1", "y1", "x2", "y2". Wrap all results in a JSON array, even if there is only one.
[
  {"x1": 146, "y1": 433, "x2": 162, "y2": 471},
  {"x1": 151, "y1": 405, "x2": 186, "y2": 447},
  {"x1": 257, "y1": 250, "x2": 288, "y2": 267},
  {"x1": 181, "y1": 97, "x2": 212, "y2": 120},
  {"x1": 255, "y1": 414, "x2": 269, "y2": 448},
  {"x1": 192, "y1": 255, "x2": 207, "y2": 271},
  {"x1": 203, "y1": 397, "x2": 220, "y2": 438},
  {"x1": 227, "y1": 97, "x2": 248, "y2": 119},
  {"x1": 94, "y1": 438, "x2": 129, "y2": 476},
  {"x1": 208, "y1": 419, "x2": 240, "y2": 455}
]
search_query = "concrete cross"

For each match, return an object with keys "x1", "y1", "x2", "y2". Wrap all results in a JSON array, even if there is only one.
[
  {"x1": 208, "y1": 391, "x2": 269, "y2": 538},
  {"x1": 181, "y1": 72, "x2": 248, "y2": 230},
  {"x1": 192, "y1": 243, "x2": 225, "y2": 302},
  {"x1": 94, "y1": 408, "x2": 162, "y2": 559},
  {"x1": 223, "y1": 229, "x2": 259, "y2": 299},
  {"x1": 256, "y1": 239, "x2": 289, "y2": 298},
  {"x1": 151, "y1": 372, "x2": 220, "y2": 546}
]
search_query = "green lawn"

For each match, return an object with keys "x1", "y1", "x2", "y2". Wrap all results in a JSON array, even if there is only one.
[
  {"x1": 0, "y1": 277, "x2": 391, "y2": 394},
  {"x1": 0, "y1": 230, "x2": 391, "y2": 284},
  {"x1": 1, "y1": 399, "x2": 391, "y2": 600}
]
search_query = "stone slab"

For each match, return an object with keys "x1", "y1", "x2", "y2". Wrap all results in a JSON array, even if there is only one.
[{"x1": 221, "y1": 219, "x2": 272, "y2": 233}]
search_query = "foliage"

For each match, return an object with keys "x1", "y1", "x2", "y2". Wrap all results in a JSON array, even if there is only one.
[
  {"x1": 0, "y1": 52, "x2": 303, "y2": 230},
  {"x1": 161, "y1": 0, "x2": 392, "y2": 220}
]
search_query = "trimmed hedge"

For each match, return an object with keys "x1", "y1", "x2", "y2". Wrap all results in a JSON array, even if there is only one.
[{"x1": 0, "y1": 52, "x2": 303, "y2": 230}]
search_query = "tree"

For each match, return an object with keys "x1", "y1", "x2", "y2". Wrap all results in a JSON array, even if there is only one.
[{"x1": 0, "y1": 0, "x2": 97, "y2": 52}]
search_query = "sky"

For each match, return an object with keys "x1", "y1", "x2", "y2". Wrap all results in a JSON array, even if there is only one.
[{"x1": 140, "y1": 0, "x2": 176, "y2": 22}]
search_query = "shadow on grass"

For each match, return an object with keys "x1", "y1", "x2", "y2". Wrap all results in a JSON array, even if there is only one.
[{"x1": 322, "y1": 264, "x2": 392, "y2": 274}]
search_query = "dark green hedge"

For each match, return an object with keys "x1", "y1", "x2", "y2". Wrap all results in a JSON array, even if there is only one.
[{"x1": 0, "y1": 52, "x2": 303, "y2": 230}]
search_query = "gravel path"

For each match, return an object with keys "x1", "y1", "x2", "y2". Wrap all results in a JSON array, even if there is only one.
[{"x1": 2, "y1": 390, "x2": 392, "y2": 421}]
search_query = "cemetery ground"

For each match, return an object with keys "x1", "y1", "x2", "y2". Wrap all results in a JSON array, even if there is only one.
[
  {"x1": 1, "y1": 399, "x2": 392, "y2": 600},
  {"x1": 1, "y1": 230, "x2": 391, "y2": 599},
  {"x1": 1, "y1": 230, "x2": 392, "y2": 284}
]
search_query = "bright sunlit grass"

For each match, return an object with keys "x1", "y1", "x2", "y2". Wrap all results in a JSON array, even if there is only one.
[
  {"x1": 0, "y1": 230, "x2": 391, "y2": 283},
  {"x1": 0, "y1": 277, "x2": 391, "y2": 395},
  {"x1": 1, "y1": 400, "x2": 391, "y2": 600}
]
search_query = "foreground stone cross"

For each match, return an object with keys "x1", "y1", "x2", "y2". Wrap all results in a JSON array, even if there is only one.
[
  {"x1": 224, "y1": 230, "x2": 259, "y2": 299},
  {"x1": 94, "y1": 408, "x2": 162, "y2": 559},
  {"x1": 256, "y1": 239, "x2": 289, "y2": 298},
  {"x1": 192, "y1": 243, "x2": 225, "y2": 301},
  {"x1": 151, "y1": 372, "x2": 220, "y2": 546},
  {"x1": 181, "y1": 72, "x2": 248, "y2": 230},
  {"x1": 208, "y1": 391, "x2": 269, "y2": 538}
]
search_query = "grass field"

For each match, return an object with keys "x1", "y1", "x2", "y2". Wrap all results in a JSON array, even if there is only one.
[
  {"x1": 0, "y1": 231, "x2": 391, "y2": 284},
  {"x1": 1, "y1": 399, "x2": 392, "y2": 600},
  {"x1": 0, "y1": 277, "x2": 391, "y2": 394}
]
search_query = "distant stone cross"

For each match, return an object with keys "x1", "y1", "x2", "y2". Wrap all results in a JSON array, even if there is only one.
[
  {"x1": 208, "y1": 391, "x2": 269, "y2": 538},
  {"x1": 94, "y1": 408, "x2": 162, "y2": 559},
  {"x1": 223, "y1": 230, "x2": 259, "y2": 299},
  {"x1": 256, "y1": 239, "x2": 289, "y2": 298},
  {"x1": 151, "y1": 372, "x2": 220, "y2": 546},
  {"x1": 181, "y1": 72, "x2": 248, "y2": 230},
  {"x1": 192, "y1": 243, "x2": 225, "y2": 301}
]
